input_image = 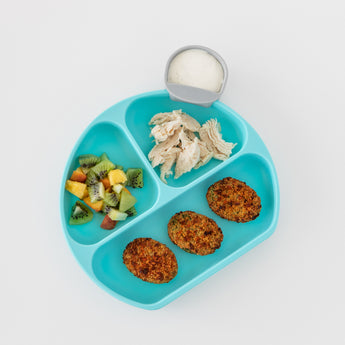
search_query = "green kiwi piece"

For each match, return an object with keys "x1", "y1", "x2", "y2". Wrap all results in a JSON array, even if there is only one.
[
  {"x1": 126, "y1": 168, "x2": 144, "y2": 188},
  {"x1": 119, "y1": 190, "x2": 137, "y2": 212},
  {"x1": 125, "y1": 206, "x2": 137, "y2": 217},
  {"x1": 112, "y1": 184, "x2": 124, "y2": 194},
  {"x1": 100, "y1": 153, "x2": 123, "y2": 170},
  {"x1": 91, "y1": 160, "x2": 115, "y2": 179},
  {"x1": 80, "y1": 167, "x2": 90, "y2": 174},
  {"x1": 88, "y1": 182, "x2": 105, "y2": 203},
  {"x1": 108, "y1": 208, "x2": 128, "y2": 221},
  {"x1": 103, "y1": 192, "x2": 119, "y2": 207},
  {"x1": 85, "y1": 169, "x2": 99, "y2": 186},
  {"x1": 69, "y1": 201, "x2": 93, "y2": 225},
  {"x1": 101, "y1": 202, "x2": 113, "y2": 215},
  {"x1": 100, "y1": 152, "x2": 110, "y2": 161},
  {"x1": 79, "y1": 154, "x2": 100, "y2": 172}
]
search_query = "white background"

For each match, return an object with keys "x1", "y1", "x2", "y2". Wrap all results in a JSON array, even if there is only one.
[{"x1": 2, "y1": 0, "x2": 345, "y2": 344}]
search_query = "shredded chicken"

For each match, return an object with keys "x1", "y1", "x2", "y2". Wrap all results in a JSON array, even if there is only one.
[
  {"x1": 149, "y1": 110, "x2": 181, "y2": 126},
  {"x1": 148, "y1": 111, "x2": 236, "y2": 183},
  {"x1": 150, "y1": 119, "x2": 182, "y2": 143},
  {"x1": 180, "y1": 113, "x2": 201, "y2": 132},
  {"x1": 148, "y1": 127, "x2": 183, "y2": 167},
  {"x1": 159, "y1": 147, "x2": 181, "y2": 183},
  {"x1": 184, "y1": 129, "x2": 197, "y2": 141},
  {"x1": 198, "y1": 119, "x2": 237, "y2": 160},
  {"x1": 194, "y1": 140, "x2": 213, "y2": 169},
  {"x1": 149, "y1": 109, "x2": 201, "y2": 132},
  {"x1": 175, "y1": 138, "x2": 201, "y2": 179}
]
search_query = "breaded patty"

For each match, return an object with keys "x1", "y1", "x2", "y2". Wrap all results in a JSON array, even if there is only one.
[
  {"x1": 168, "y1": 211, "x2": 223, "y2": 256},
  {"x1": 206, "y1": 177, "x2": 261, "y2": 222},
  {"x1": 123, "y1": 238, "x2": 178, "y2": 284}
]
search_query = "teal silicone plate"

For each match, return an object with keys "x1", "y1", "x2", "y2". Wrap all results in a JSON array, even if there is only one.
[{"x1": 60, "y1": 90, "x2": 279, "y2": 309}]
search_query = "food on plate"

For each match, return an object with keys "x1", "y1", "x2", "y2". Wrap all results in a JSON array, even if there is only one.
[
  {"x1": 69, "y1": 201, "x2": 93, "y2": 225},
  {"x1": 99, "y1": 152, "x2": 110, "y2": 161},
  {"x1": 103, "y1": 191, "x2": 119, "y2": 207},
  {"x1": 168, "y1": 211, "x2": 223, "y2": 255},
  {"x1": 65, "y1": 180, "x2": 88, "y2": 199},
  {"x1": 118, "y1": 190, "x2": 137, "y2": 212},
  {"x1": 125, "y1": 206, "x2": 137, "y2": 217},
  {"x1": 91, "y1": 160, "x2": 116, "y2": 179},
  {"x1": 78, "y1": 154, "x2": 100, "y2": 174},
  {"x1": 83, "y1": 196, "x2": 103, "y2": 212},
  {"x1": 100, "y1": 215, "x2": 117, "y2": 230},
  {"x1": 108, "y1": 169, "x2": 127, "y2": 185},
  {"x1": 198, "y1": 119, "x2": 235, "y2": 160},
  {"x1": 107, "y1": 208, "x2": 128, "y2": 221},
  {"x1": 206, "y1": 177, "x2": 261, "y2": 223},
  {"x1": 101, "y1": 202, "x2": 113, "y2": 215},
  {"x1": 174, "y1": 136, "x2": 200, "y2": 179},
  {"x1": 148, "y1": 110, "x2": 236, "y2": 183},
  {"x1": 126, "y1": 168, "x2": 144, "y2": 188},
  {"x1": 167, "y1": 48, "x2": 224, "y2": 93},
  {"x1": 88, "y1": 181, "x2": 105, "y2": 202},
  {"x1": 112, "y1": 183, "x2": 124, "y2": 194},
  {"x1": 123, "y1": 238, "x2": 178, "y2": 284},
  {"x1": 65, "y1": 152, "x2": 143, "y2": 229},
  {"x1": 85, "y1": 169, "x2": 98, "y2": 186},
  {"x1": 100, "y1": 177, "x2": 111, "y2": 190},
  {"x1": 70, "y1": 168, "x2": 87, "y2": 183}
]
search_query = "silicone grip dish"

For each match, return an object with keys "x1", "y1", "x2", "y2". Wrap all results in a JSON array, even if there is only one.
[{"x1": 60, "y1": 90, "x2": 280, "y2": 310}]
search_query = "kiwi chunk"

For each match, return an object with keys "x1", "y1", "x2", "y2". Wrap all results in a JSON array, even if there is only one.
[
  {"x1": 69, "y1": 201, "x2": 93, "y2": 225},
  {"x1": 108, "y1": 208, "x2": 128, "y2": 221},
  {"x1": 91, "y1": 160, "x2": 115, "y2": 179},
  {"x1": 101, "y1": 202, "x2": 113, "y2": 215},
  {"x1": 79, "y1": 154, "x2": 100, "y2": 173},
  {"x1": 125, "y1": 206, "x2": 137, "y2": 217},
  {"x1": 85, "y1": 169, "x2": 99, "y2": 186},
  {"x1": 88, "y1": 182, "x2": 105, "y2": 203},
  {"x1": 126, "y1": 168, "x2": 144, "y2": 188},
  {"x1": 119, "y1": 190, "x2": 137, "y2": 212},
  {"x1": 99, "y1": 152, "x2": 123, "y2": 169},
  {"x1": 80, "y1": 167, "x2": 90, "y2": 174},
  {"x1": 103, "y1": 192, "x2": 119, "y2": 207},
  {"x1": 100, "y1": 152, "x2": 110, "y2": 161},
  {"x1": 112, "y1": 184, "x2": 124, "y2": 194}
]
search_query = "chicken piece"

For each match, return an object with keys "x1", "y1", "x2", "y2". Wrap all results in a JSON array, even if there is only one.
[
  {"x1": 175, "y1": 138, "x2": 201, "y2": 179},
  {"x1": 180, "y1": 113, "x2": 201, "y2": 132},
  {"x1": 150, "y1": 119, "x2": 182, "y2": 143},
  {"x1": 148, "y1": 111, "x2": 235, "y2": 182},
  {"x1": 149, "y1": 109, "x2": 201, "y2": 131},
  {"x1": 177, "y1": 128, "x2": 194, "y2": 150},
  {"x1": 194, "y1": 140, "x2": 213, "y2": 169},
  {"x1": 148, "y1": 127, "x2": 183, "y2": 167},
  {"x1": 198, "y1": 119, "x2": 236, "y2": 160},
  {"x1": 184, "y1": 129, "x2": 197, "y2": 141},
  {"x1": 159, "y1": 147, "x2": 181, "y2": 184},
  {"x1": 149, "y1": 110, "x2": 182, "y2": 126}
]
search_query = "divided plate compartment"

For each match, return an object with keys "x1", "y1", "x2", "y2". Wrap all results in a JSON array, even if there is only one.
[{"x1": 60, "y1": 90, "x2": 279, "y2": 309}]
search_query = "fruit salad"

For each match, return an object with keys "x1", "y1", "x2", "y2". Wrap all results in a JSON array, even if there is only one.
[{"x1": 65, "y1": 153, "x2": 144, "y2": 230}]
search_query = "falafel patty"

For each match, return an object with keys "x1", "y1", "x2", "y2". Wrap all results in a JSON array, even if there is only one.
[
  {"x1": 168, "y1": 211, "x2": 223, "y2": 256},
  {"x1": 206, "y1": 177, "x2": 261, "y2": 222},
  {"x1": 123, "y1": 238, "x2": 178, "y2": 284}
]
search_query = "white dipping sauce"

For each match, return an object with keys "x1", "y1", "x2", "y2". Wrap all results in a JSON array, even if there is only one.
[{"x1": 167, "y1": 49, "x2": 224, "y2": 93}]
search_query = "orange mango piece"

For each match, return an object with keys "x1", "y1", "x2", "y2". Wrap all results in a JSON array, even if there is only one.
[
  {"x1": 70, "y1": 168, "x2": 87, "y2": 183},
  {"x1": 83, "y1": 196, "x2": 103, "y2": 212}
]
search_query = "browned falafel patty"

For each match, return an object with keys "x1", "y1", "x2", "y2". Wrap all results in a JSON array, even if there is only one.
[
  {"x1": 123, "y1": 238, "x2": 178, "y2": 284},
  {"x1": 206, "y1": 177, "x2": 261, "y2": 222},
  {"x1": 168, "y1": 211, "x2": 223, "y2": 256}
]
